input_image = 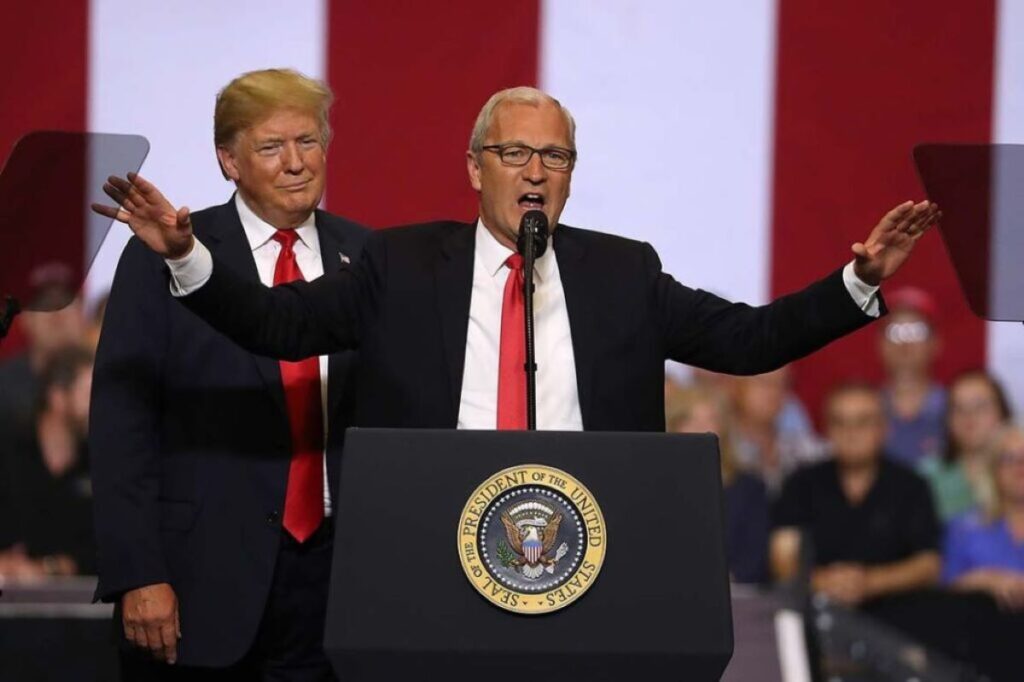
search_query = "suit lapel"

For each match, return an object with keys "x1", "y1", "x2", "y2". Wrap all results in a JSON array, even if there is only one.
[
  {"x1": 553, "y1": 225, "x2": 596, "y2": 429},
  {"x1": 435, "y1": 223, "x2": 476, "y2": 422},
  {"x1": 203, "y1": 199, "x2": 288, "y2": 418}
]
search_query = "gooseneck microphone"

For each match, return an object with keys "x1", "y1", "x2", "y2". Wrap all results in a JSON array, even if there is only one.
[{"x1": 516, "y1": 210, "x2": 549, "y2": 430}]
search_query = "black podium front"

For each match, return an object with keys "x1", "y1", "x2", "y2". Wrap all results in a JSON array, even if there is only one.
[{"x1": 324, "y1": 429, "x2": 733, "y2": 681}]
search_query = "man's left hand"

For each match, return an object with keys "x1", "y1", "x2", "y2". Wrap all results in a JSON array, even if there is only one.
[{"x1": 852, "y1": 200, "x2": 941, "y2": 286}]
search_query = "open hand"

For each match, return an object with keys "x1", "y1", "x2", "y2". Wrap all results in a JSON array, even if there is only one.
[
  {"x1": 92, "y1": 173, "x2": 194, "y2": 260},
  {"x1": 852, "y1": 200, "x2": 941, "y2": 286},
  {"x1": 122, "y1": 582, "x2": 181, "y2": 665}
]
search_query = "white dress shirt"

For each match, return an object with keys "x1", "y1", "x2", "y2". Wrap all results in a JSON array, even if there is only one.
[
  {"x1": 233, "y1": 194, "x2": 332, "y2": 517},
  {"x1": 166, "y1": 216, "x2": 881, "y2": 435},
  {"x1": 458, "y1": 220, "x2": 583, "y2": 430}
]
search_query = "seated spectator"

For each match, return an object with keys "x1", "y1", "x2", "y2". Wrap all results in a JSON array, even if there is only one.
[
  {"x1": 771, "y1": 382, "x2": 941, "y2": 606},
  {"x1": 878, "y1": 287, "x2": 946, "y2": 466},
  {"x1": 667, "y1": 385, "x2": 770, "y2": 584},
  {"x1": 733, "y1": 366, "x2": 825, "y2": 494},
  {"x1": 942, "y1": 426, "x2": 1024, "y2": 610},
  {"x1": 0, "y1": 266, "x2": 85, "y2": 448},
  {"x1": 920, "y1": 371, "x2": 1012, "y2": 523},
  {"x1": 0, "y1": 346, "x2": 95, "y2": 580}
]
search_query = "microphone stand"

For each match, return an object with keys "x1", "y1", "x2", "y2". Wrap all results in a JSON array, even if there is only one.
[
  {"x1": 518, "y1": 210, "x2": 548, "y2": 431},
  {"x1": 522, "y1": 222, "x2": 538, "y2": 431}
]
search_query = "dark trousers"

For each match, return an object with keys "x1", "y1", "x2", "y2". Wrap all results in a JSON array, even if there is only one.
[{"x1": 121, "y1": 520, "x2": 336, "y2": 681}]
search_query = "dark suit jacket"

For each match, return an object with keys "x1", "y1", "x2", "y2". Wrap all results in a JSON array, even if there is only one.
[
  {"x1": 183, "y1": 220, "x2": 883, "y2": 431},
  {"x1": 90, "y1": 199, "x2": 367, "y2": 667}
]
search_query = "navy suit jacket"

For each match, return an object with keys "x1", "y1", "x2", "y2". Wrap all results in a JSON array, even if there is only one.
[
  {"x1": 90, "y1": 199, "x2": 367, "y2": 666},
  {"x1": 181, "y1": 220, "x2": 883, "y2": 431}
]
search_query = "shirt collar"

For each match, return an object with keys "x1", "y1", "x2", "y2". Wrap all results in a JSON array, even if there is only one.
[
  {"x1": 234, "y1": 193, "x2": 318, "y2": 254},
  {"x1": 475, "y1": 218, "x2": 554, "y2": 282}
]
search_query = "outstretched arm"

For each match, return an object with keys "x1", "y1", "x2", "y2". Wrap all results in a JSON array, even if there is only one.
[
  {"x1": 657, "y1": 201, "x2": 939, "y2": 374},
  {"x1": 92, "y1": 173, "x2": 374, "y2": 360}
]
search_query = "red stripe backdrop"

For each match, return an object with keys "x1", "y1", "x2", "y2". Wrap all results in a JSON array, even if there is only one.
[
  {"x1": 770, "y1": 0, "x2": 996, "y2": 424},
  {"x1": 0, "y1": 2, "x2": 88, "y2": 357},
  {"x1": 325, "y1": 1, "x2": 541, "y2": 228}
]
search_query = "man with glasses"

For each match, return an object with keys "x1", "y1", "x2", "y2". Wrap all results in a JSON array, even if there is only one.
[
  {"x1": 770, "y1": 382, "x2": 941, "y2": 604},
  {"x1": 95, "y1": 86, "x2": 937, "y2": 436}
]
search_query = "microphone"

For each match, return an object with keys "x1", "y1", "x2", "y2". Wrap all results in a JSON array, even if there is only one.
[
  {"x1": 516, "y1": 210, "x2": 548, "y2": 431},
  {"x1": 516, "y1": 210, "x2": 548, "y2": 259}
]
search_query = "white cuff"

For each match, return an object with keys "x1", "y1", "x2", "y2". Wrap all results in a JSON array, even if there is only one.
[
  {"x1": 166, "y1": 239, "x2": 213, "y2": 297},
  {"x1": 842, "y1": 261, "x2": 880, "y2": 317}
]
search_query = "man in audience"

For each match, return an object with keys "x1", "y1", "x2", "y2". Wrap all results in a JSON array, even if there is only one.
[
  {"x1": 878, "y1": 287, "x2": 946, "y2": 465},
  {"x1": 0, "y1": 346, "x2": 95, "y2": 580},
  {"x1": 771, "y1": 382, "x2": 941, "y2": 606},
  {"x1": 733, "y1": 366, "x2": 824, "y2": 494}
]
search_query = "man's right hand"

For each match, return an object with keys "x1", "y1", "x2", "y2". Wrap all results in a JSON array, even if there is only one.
[
  {"x1": 92, "y1": 173, "x2": 195, "y2": 260},
  {"x1": 122, "y1": 582, "x2": 181, "y2": 664}
]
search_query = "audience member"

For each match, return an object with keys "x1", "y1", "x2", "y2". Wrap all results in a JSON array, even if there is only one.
[
  {"x1": 920, "y1": 371, "x2": 1012, "y2": 523},
  {"x1": 733, "y1": 366, "x2": 825, "y2": 494},
  {"x1": 0, "y1": 346, "x2": 95, "y2": 580},
  {"x1": 878, "y1": 287, "x2": 945, "y2": 465},
  {"x1": 0, "y1": 266, "x2": 85, "y2": 447},
  {"x1": 667, "y1": 385, "x2": 770, "y2": 584},
  {"x1": 771, "y1": 383, "x2": 941, "y2": 606},
  {"x1": 942, "y1": 426, "x2": 1024, "y2": 610}
]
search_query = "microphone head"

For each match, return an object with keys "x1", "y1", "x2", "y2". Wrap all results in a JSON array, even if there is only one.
[{"x1": 517, "y1": 210, "x2": 549, "y2": 258}]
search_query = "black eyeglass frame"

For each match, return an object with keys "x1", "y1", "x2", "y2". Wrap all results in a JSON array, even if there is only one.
[{"x1": 480, "y1": 143, "x2": 578, "y2": 170}]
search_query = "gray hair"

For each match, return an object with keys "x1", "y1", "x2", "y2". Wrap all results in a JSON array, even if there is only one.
[{"x1": 468, "y1": 86, "x2": 577, "y2": 155}]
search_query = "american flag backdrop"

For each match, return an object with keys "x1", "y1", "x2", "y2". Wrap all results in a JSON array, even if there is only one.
[{"x1": 2, "y1": 0, "x2": 1022, "y2": 422}]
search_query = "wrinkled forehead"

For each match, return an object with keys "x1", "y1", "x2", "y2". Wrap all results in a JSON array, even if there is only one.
[{"x1": 486, "y1": 100, "x2": 572, "y2": 146}]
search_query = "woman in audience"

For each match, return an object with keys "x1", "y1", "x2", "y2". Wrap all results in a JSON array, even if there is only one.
[
  {"x1": 920, "y1": 371, "x2": 1012, "y2": 522},
  {"x1": 943, "y1": 426, "x2": 1024, "y2": 611},
  {"x1": 667, "y1": 385, "x2": 770, "y2": 584}
]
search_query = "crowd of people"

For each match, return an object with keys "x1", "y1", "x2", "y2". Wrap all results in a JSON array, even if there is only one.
[
  {"x1": 0, "y1": 269, "x2": 104, "y2": 580},
  {"x1": 667, "y1": 288, "x2": 1024, "y2": 677}
]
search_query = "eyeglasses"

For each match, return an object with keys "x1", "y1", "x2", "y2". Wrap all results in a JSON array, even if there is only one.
[
  {"x1": 481, "y1": 144, "x2": 577, "y2": 171},
  {"x1": 884, "y1": 321, "x2": 932, "y2": 344}
]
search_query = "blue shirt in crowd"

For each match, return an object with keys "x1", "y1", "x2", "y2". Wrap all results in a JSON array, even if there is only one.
[
  {"x1": 883, "y1": 385, "x2": 946, "y2": 467},
  {"x1": 942, "y1": 512, "x2": 1024, "y2": 583}
]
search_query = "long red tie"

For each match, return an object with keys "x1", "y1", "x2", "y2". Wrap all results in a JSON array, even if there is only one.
[
  {"x1": 497, "y1": 253, "x2": 527, "y2": 430},
  {"x1": 272, "y1": 229, "x2": 324, "y2": 542}
]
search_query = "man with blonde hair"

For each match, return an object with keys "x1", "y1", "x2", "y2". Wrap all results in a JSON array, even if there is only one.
[{"x1": 91, "y1": 68, "x2": 366, "y2": 679}]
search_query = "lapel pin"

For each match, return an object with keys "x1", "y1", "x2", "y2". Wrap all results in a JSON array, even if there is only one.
[{"x1": 339, "y1": 252, "x2": 351, "y2": 265}]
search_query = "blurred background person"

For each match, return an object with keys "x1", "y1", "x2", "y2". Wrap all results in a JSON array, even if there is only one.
[
  {"x1": 732, "y1": 366, "x2": 824, "y2": 495},
  {"x1": 878, "y1": 287, "x2": 945, "y2": 466},
  {"x1": 771, "y1": 383, "x2": 941, "y2": 607},
  {"x1": 0, "y1": 265, "x2": 86, "y2": 449},
  {"x1": 0, "y1": 346, "x2": 95, "y2": 580},
  {"x1": 920, "y1": 370, "x2": 1013, "y2": 523},
  {"x1": 667, "y1": 385, "x2": 770, "y2": 584},
  {"x1": 942, "y1": 426, "x2": 1024, "y2": 610}
]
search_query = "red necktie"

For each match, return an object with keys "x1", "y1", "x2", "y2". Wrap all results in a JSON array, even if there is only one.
[
  {"x1": 497, "y1": 254, "x2": 526, "y2": 430},
  {"x1": 272, "y1": 229, "x2": 324, "y2": 542}
]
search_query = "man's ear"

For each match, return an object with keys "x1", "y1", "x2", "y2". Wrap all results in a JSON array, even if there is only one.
[
  {"x1": 466, "y1": 150, "x2": 483, "y2": 192},
  {"x1": 216, "y1": 145, "x2": 241, "y2": 182}
]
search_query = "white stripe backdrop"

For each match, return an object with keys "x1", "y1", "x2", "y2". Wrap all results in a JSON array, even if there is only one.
[{"x1": 541, "y1": 0, "x2": 777, "y2": 306}]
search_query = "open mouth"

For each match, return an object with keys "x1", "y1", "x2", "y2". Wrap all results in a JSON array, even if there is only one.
[{"x1": 518, "y1": 193, "x2": 546, "y2": 210}]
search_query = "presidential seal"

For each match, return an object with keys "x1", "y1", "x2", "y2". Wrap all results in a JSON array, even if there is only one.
[{"x1": 458, "y1": 464, "x2": 606, "y2": 614}]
